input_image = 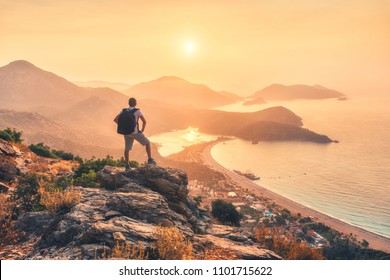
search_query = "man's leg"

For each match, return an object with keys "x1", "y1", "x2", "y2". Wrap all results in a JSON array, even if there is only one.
[
  {"x1": 146, "y1": 143, "x2": 152, "y2": 159},
  {"x1": 134, "y1": 133, "x2": 155, "y2": 164},
  {"x1": 124, "y1": 135, "x2": 134, "y2": 169},
  {"x1": 124, "y1": 149, "x2": 130, "y2": 167}
]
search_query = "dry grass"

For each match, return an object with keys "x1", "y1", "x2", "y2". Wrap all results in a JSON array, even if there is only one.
[
  {"x1": 0, "y1": 194, "x2": 20, "y2": 248},
  {"x1": 49, "y1": 161, "x2": 72, "y2": 175},
  {"x1": 199, "y1": 246, "x2": 238, "y2": 260},
  {"x1": 38, "y1": 180, "x2": 81, "y2": 214},
  {"x1": 254, "y1": 225, "x2": 324, "y2": 260},
  {"x1": 110, "y1": 241, "x2": 148, "y2": 260},
  {"x1": 152, "y1": 226, "x2": 193, "y2": 260}
]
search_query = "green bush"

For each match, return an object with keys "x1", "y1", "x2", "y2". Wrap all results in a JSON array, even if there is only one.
[
  {"x1": 0, "y1": 131, "x2": 12, "y2": 142},
  {"x1": 55, "y1": 175, "x2": 73, "y2": 190},
  {"x1": 211, "y1": 199, "x2": 241, "y2": 227},
  {"x1": 73, "y1": 155, "x2": 138, "y2": 178},
  {"x1": 52, "y1": 149, "x2": 75, "y2": 160},
  {"x1": 28, "y1": 143, "x2": 57, "y2": 159},
  {"x1": 12, "y1": 173, "x2": 47, "y2": 213},
  {"x1": 0, "y1": 128, "x2": 23, "y2": 144},
  {"x1": 28, "y1": 143, "x2": 78, "y2": 161},
  {"x1": 73, "y1": 170, "x2": 100, "y2": 188}
]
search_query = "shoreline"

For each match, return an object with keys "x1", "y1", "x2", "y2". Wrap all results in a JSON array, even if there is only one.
[{"x1": 201, "y1": 140, "x2": 390, "y2": 253}]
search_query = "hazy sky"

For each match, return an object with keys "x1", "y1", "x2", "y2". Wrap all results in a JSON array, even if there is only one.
[{"x1": 1, "y1": 0, "x2": 389, "y2": 95}]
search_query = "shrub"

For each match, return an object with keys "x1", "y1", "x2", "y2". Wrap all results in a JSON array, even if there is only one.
[
  {"x1": 73, "y1": 170, "x2": 99, "y2": 188},
  {"x1": 52, "y1": 149, "x2": 75, "y2": 161},
  {"x1": 211, "y1": 199, "x2": 241, "y2": 227},
  {"x1": 254, "y1": 225, "x2": 324, "y2": 260},
  {"x1": 37, "y1": 182, "x2": 81, "y2": 214},
  {"x1": 152, "y1": 226, "x2": 193, "y2": 260},
  {"x1": 12, "y1": 173, "x2": 46, "y2": 213},
  {"x1": 55, "y1": 175, "x2": 73, "y2": 189},
  {"x1": 110, "y1": 241, "x2": 148, "y2": 260},
  {"x1": 0, "y1": 131, "x2": 12, "y2": 142},
  {"x1": 73, "y1": 155, "x2": 138, "y2": 178},
  {"x1": 0, "y1": 194, "x2": 20, "y2": 248},
  {"x1": 200, "y1": 246, "x2": 238, "y2": 260},
  {"x1": 0, "y1": 128, "x2": 23, "y2": 144},
  {"x1": 28, "y1": 143, "x2": 57, "y2": 159}
]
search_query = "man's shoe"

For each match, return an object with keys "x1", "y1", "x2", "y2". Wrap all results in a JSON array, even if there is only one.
[{"x1": 147, "y1": 158, "x2": 156, "y2": 165}]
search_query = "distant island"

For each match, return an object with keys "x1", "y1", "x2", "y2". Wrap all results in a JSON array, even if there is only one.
[
  {"x1": 251, "y1": 84, "x2": 346, "y2": 101},
  {"x1": 243, "y1": 97, "x2": 267, "y2": 106}
]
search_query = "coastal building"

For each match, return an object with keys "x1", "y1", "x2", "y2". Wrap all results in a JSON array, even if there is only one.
[{"x1": 228, "y1": 192, "x2": 237, "y2": 198}]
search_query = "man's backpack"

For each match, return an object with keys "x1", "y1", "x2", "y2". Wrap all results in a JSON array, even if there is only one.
[{"x1": 117, "y1": 108, "x2": 139, "y2": 135}]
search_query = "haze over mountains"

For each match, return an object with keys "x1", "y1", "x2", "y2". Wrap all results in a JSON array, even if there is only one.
[
  {"x1": 251, "y1": 84, "x2": 345, "y2": 101},
  {"x1": 0, "y1": 60, "x2": 336, "y2": 158},
  {"x1": 123, "y1": 76, "x2": 243, "y2": 108},
  {"x1": 73, "y1": 80, "x2": 132, "y2": 91}
]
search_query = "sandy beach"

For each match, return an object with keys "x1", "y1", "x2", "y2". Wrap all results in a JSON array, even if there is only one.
[{"x1": 201, "y1": 141, "x2": 390, "y2": 253}]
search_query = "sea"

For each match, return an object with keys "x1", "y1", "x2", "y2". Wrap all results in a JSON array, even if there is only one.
[{"x1": 150, "y1": 94, "x2": 390, "y2": 238}]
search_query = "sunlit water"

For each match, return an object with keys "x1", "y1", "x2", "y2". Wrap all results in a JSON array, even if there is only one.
[
  {"x1": 212, "y1": 96, "x2": 390, "y2": 238},
  {"x1": 150, "y1": 96, "x2": 390, "y2": 237},
  {"x1": 150, "y1": 127, "x2": 218, "y2": 156}
]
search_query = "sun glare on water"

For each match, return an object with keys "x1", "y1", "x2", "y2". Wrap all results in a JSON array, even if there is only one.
[{"x1": 181, "y1": 127, "x2": 199, "y2": 142}]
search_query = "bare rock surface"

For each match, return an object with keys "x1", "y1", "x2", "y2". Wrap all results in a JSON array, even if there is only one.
[{"x1": 9, "y1": 164, "x2": 281, "y2": 260}]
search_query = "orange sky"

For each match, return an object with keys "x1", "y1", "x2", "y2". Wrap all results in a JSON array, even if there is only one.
[{"x1": 1, "y1": 0, "x2": 389, "y2": 95}]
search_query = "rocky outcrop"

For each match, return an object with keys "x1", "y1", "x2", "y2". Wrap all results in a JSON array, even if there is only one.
[
  {"x1": 97, "y1": 165, "x2": 209, "y2": 233},
  {"x1": 20, "y1": 165, "x2": 211, "y2": 259},
  {"x1": 0, "y1": 139, "x2": 20, "y2": 181},
  {"x1": 194, "y1": 225, "x2": 282, "y2": 260},
  {"x1": 0, "y1": 139, "x2": 21, "y2": 156},
  {"x1": 13, "y1": 165, "x2": 280, "y2": 260}
]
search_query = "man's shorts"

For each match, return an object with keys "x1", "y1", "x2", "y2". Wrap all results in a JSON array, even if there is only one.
[{"x1": 124, "y1": 132, "x2": 150, "y2": 151}]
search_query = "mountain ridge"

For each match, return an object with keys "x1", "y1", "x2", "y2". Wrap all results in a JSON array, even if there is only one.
[
  {"x1": 0, "y1": 60, "x2": 336, "y2": 158},
  {"x1": 123, "y1": 76, "x2": 243, "y2": 109}
]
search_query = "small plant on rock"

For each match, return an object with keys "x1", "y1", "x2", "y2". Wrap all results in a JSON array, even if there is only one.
[{"x1": 152, "y1": 226, "x2": 193, "y2": 260}]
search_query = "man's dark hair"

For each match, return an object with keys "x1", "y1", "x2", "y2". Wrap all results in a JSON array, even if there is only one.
[{"x1": 129, "y1": 98, "x2": 137, "y2": 107}]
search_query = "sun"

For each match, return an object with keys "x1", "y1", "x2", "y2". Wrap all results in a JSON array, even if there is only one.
[{"x1": 184, "y1": 41, "x2": 196, "y2": 54}]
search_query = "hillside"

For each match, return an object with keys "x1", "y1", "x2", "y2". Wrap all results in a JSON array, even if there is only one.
[
  {"x1": 251, "y1": 84, "x2": 345, "y2": 101},
  {"x1": 123, "y1": 76, "x2": 243, "y2": 109},
  {"x1": 0, "y1": 61, "x2": 88, "y2": 112},
  {"x1": 0, "y1": 139, "x2": 281, "y2": 260}
]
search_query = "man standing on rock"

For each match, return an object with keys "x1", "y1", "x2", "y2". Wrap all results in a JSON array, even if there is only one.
[{"x1": 114, "y1": 97, "x2": 156, "y2": 170}]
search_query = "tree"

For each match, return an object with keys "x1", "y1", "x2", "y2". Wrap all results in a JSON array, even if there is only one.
[
  {"x1": 211, "y1": 199, "x2": 241, "y2": 227},
  {"x1": 0, "y1": 128, "x2": 23, "y2": 144},
  {"x1": 28, "y1": 143, "x2": 57, "y2": 158},
  {"x1": 361, "y1": 239, "x2": 369, "y2": 248}
]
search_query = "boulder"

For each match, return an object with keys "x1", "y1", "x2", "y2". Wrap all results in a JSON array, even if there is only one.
[
  {"x1": 16, "y1": 211, "x2": 56, "y2": 236},
  {"x1": 81, "y1": 244, "x2": 110, "y2": 259},
  {"x1": 194, "y1": 234, "x2": 282, "y2": 260},
  {"x1": 0, "y1": 139, "x2": 20, "y2": 156},
  {"x1": 0, "y1": 159, "x2": 18, "y2": 181},
  {"x1": 104, "y1": 210, "x2": 122, "y2": 220},
  {"x1": 97, "y1": 165, "x2": 189, "y2": 202}
]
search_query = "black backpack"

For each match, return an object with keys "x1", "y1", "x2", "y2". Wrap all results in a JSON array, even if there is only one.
[{"x1": 117, "y1": 108, "x2": 139, "y2": 135}]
